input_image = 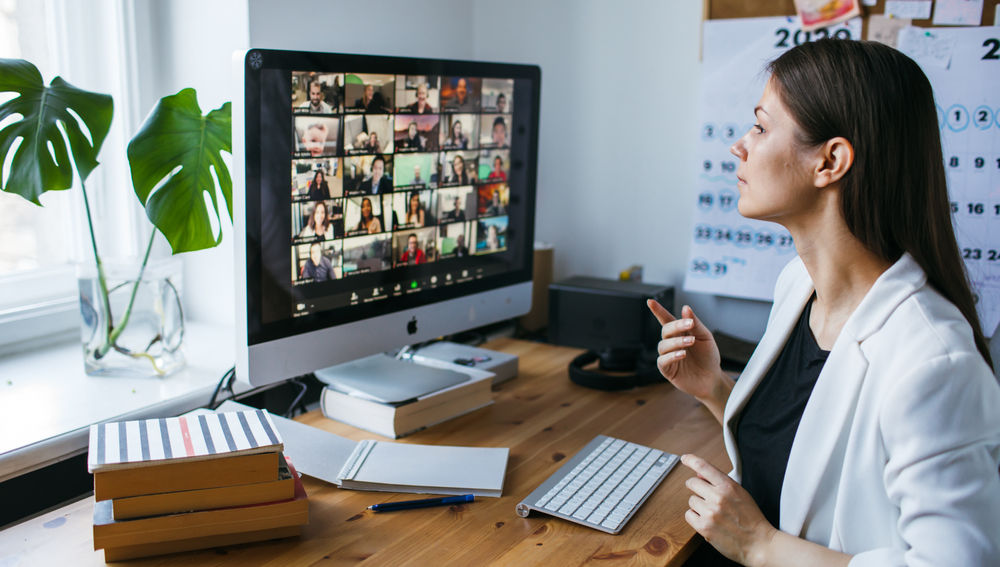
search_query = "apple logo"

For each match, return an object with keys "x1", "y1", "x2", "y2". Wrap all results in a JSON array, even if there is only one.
[{"x1": 407, "y1": 316, "x2": 418, "y2": 335}]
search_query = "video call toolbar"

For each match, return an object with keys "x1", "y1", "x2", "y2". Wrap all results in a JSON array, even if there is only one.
[{"x1": 288, "y1": 73, "x2": 514, "y2": 296}]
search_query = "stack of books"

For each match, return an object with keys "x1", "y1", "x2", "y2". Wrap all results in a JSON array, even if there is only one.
[
  {"x1": 87, "y1": 409, "x2": 309, "y2": 562},
  {"x1": 320, "y1": 361, "x2": 495, "y2": 438}
]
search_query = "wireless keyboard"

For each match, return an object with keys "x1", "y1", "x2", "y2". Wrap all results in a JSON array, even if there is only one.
[{"x1": 515, "y1": 435, "x2": 679, "y2": 534}]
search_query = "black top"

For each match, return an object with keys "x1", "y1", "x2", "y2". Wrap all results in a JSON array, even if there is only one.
[
  {"x1": 686, "y1": 297, "x2": 829, "y2": 567},
  {"x1": 736, "y1": 295, "x2": 829, "y2": 527}
]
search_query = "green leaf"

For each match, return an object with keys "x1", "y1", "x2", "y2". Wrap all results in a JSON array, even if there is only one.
[
  {"x1": 127, "y1": 88, "x2": 232, "y2": 254},
  {"x1": 0, "y1": 58, "x2": 113, "y2": 204}
]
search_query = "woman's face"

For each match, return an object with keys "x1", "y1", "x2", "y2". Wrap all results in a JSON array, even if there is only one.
[
  {"x1": 452, "y1": 157, "x2": 463, "y2": 175},
  {"x1": 361, "y1": 198, "x2": 372, "y2": 218},
  {"x1": 408, "y1": 123, "x2": 417, "y2": 137},
  {"x1": 410, "y1": 194, "x2": 420, "y2": 212},
  {"x1": 313, "y1": 202, "x2": 327, "y2": 225},
  {"x1": 315, "y1": 170, "x2": 324, "y2": 183},
  {"x1": 729, "y1": 79, "x2": 821, "y2": 224},
  {"x1": 453, "y1": 121, "x2": 463, "y2": 136},
  {"x1": 493, "y1": 156, "x2": 502, "y2": 170}
]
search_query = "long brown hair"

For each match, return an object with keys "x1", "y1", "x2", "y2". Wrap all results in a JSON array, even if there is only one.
[{"x1": 768, "y1": 39, "x2": 992, "y2": 369}]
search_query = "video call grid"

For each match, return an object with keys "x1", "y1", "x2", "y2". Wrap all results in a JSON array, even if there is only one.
[{"x1": 288, "y1": 73, "x2": 516, "y2": 285}]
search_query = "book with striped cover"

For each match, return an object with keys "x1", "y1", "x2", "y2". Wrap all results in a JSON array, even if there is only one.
[{"x1": 88, "y1": 409, "x2": 283, "y2": 473}]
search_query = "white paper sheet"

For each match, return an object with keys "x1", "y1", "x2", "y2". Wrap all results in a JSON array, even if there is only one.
[
  {"x1": 932, "y1": 0, "x2": 984, "y2": 26},
  {"x1": 885, "y1": 0, "x2": 934, "y2": 19}
]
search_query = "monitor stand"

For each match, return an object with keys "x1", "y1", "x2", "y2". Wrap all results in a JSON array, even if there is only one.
[{"x1": 313, "y1": 352, "x2": 470, "y2": 404}]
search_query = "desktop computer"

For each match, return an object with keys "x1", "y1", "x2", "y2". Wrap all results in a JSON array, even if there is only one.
[{"x1": 232, "y1": 49, "x2": 541, "y2": 393}]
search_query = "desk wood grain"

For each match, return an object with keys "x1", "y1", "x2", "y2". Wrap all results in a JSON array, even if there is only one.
[{"x1": 0, "y1": 338, "x2": 730, "y2": 566}]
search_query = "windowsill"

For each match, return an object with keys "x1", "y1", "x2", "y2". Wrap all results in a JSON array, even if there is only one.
[{"x1": 0, "y1": 320, "x2": 238, "y2": 483}]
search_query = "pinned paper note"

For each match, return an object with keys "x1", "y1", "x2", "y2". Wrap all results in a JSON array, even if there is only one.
[
  {"x1": 885, "y1": 0, "x2": 934, "y2": 19},
  {"x1": 867, "y1": 14, "x2": 912, "y2": 47},
  {"x1": 793, "y1": 0, "x2": 861, "y2": 31},
  {"x1": 897, "y1": 27, "x2": 957, "y2": 68},
  {"x1": 933, "y1": 0, "x2": 985, "y2": 25}
]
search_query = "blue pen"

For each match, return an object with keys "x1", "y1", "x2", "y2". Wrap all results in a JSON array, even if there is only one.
[{"x1": 367, "y1": 494, "x2": 474, "y2": 512}]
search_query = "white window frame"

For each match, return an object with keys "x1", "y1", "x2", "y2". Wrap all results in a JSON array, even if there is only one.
[{"x1": 0, "y1": 0, "x2": 150, "y2": 354}]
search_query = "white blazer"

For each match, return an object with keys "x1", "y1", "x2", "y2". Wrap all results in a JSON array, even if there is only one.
[{"x1": 723, "y1": 254, "x2": 1000, "y2": 566}]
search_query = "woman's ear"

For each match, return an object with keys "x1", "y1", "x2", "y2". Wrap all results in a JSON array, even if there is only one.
[{"x1": 814, "y1": 136, "x2": 854, "y2": 188}]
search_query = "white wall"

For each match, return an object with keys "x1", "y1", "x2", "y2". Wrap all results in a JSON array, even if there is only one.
[
  {"x1": 247, "y1": 0, "x2": 477, "y2": 58},
  {"x1": 468, "y1": 1, "x2": 770, "y2": 340}
]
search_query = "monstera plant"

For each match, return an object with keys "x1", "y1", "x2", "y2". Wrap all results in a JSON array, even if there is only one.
[{"x1": 0, "y1": 58, "x2": 231, "y2": 375}]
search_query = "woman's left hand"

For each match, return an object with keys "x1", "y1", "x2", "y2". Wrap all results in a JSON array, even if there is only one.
[{"x1": 682, "y1": 453, "x2": 777, "y2": 567}]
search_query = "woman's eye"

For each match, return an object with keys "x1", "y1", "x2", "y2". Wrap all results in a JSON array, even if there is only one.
[{"x1": 753, "y1": 124, "x2": 765, "y2": 134}]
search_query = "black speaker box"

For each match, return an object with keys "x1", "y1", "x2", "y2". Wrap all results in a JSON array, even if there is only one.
[
  {"x1": 549, "y1": 276, "x2": 674, "y2": 351},
  {"x1": 548, "y1": 277, "x2": 674, "y2": 390}
]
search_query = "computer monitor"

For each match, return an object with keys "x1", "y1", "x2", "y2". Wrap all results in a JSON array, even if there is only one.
[{"x1": 232, "y1": 49, "x2": 541, "y2": 388}]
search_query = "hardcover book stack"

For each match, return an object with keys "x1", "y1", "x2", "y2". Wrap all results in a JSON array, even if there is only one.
[{"x1": 87, "y1": 409, "x2": 308, "y2": 561}]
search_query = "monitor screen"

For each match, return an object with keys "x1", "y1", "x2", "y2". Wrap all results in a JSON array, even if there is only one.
[{"x1": 234, "y1": 49, "x2": 540, "y2": 386}]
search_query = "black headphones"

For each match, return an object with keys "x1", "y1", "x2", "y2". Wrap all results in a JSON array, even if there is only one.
[{"x1": 568, "y1": 347, "x2": 663, "y2": 391}]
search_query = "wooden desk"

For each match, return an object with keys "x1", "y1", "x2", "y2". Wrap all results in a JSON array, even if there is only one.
[{"x1": 0, "y1": 338, "x2": 730, "y2": 566}]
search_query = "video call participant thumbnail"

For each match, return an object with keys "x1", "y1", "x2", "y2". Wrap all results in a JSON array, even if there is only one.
[
  {"x1": 440, "y1": 151, "x2": 478, "y2": 187},
  {"x1": 343, "y1": 154, "x2": 393, "y2": 196},
  {"x1": 294, "y1": 116, "x2": 340, "y2": 158},
  {"x1": 293, "y1": 199, "x2": 343, "y2": 241},
  {"x1": 393, "y1": 152, "x2": 435, "y2": 190},
  {"x1": 478, "y1": 150, "x2": 509, "y2": 182},
  {"x1": 394, "y1": 114, "x2": 440, "y2": 153},
  {"x1": 293, "y1": 72, "x2": 343, "y2": 114},
  {"x1": 345, "y1": 73, "x2": 394, "y2": 113},
  {"x1": 396, "y1": 76, "x2": 440, "y2": 114},
  {"x1": 292, "y1": 158, "x2": 343, "y2": 200},
  {"x1": 294, "y1": 241, "x2": 342, "y2": 283},
  {"x1": 393, "y1": 227, "x2": 437, "y2": 267},
  {"x1": 441, "y1": 76, "x2": 481, "y2": 112},
  {"x1": 437, "y1": 221, "x2": 471, "y2": 258},
  {"x1": 343, "y1": 115, "x2": 394, "y2": 155},
  {"x1": 436, "y1": 186, "x2": 474, "y2": 223},
  {"x1": 344, "y1": 195, "x2": 387, "y2": 236},
  {"x1": 390, "y1": 189, "x2": 433, "y2": 229},
  {"x1": 477, "y1": 183, "x2": 508, "y2": 217},
  {"x1": 440, "y1": 114, "x2": 479, "y2": 150},
  {"x1": 479, "y1": 114, "x2": 509, "y2": 148},
  {"x1": 341, "y1": 233, "x2": 392, "y2": 275},
  {"x1": 481, "y1": 78, "x2": 514, "y2": 113},
  {"x1": 475, "y1": 216, "x2": 508, "y2": 254}
]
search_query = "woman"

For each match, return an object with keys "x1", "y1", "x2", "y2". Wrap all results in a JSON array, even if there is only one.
[
  {"x1": 307, "y1": 170, "x2": 330, "y2": 201},
  {"x1": 486, "y1": 224, "x2": 499, "y2": 251},
  {"x1": 446, "y1": 154, "x2": 469, "y2": 186},
  {"x1": 298, "y1": 200, "x2": 332, "y2": 240},
  {"x1": 354, "y1": 197, "x2": 381, "y2": 234},
  {"x1": 367, "y1": 131, "x2": 382, "y2": 153},
  {"x1": 445, "y1": 120, "x2": 468, "y2": 149},
  {"x1": 405, "y1": 191, "x2": 425, "y2": 227},
  {"x1": 401, "y1": 121, "x2": 424, "y2": 151},
  {"x1": 648, "y1": 40, "x2": 1000, "y2": 566}
]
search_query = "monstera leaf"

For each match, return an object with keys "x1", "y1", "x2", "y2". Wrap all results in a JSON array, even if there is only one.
[
  {"x1": 127, "y1": 88, "x2": 232, "y2": 254},
  {"x1": 0, "y1": 58, "x2": 113, "y2": 204}
]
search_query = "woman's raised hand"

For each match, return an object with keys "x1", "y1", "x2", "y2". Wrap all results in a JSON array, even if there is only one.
[{"x1": 646, "y1": 301, "x2": 727, "y2": 405}]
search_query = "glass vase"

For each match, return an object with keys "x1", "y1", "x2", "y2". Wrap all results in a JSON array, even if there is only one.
[{"x1": 78, "y1": 257, "x2": 185, "y2": 377}]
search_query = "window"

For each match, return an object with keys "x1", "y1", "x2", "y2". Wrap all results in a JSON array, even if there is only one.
[{"x1": 0, "y1": 0, "x2": 146, "y2": 351}]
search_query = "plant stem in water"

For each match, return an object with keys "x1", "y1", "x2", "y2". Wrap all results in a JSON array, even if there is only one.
[{"x1": 81, "y1": 179, "x2": 113, "y2": 358}]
